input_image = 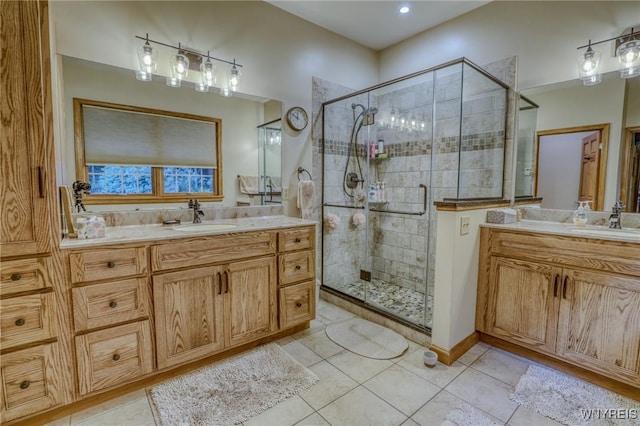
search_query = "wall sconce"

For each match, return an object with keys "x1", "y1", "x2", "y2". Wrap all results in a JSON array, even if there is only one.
[
  {"x1": 134, "y1": 34, "x2": 244, "y2": 95},
  {"x1": 577, "y1": 28, "x2": 640, "y2": 86}
]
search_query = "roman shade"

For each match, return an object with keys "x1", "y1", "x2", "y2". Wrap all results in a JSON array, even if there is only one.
[{"x1": 82, "y1": 105, "x2": 218, "y2": 167}]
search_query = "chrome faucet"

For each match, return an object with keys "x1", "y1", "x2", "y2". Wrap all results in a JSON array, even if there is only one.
[
  {"x1": 608, "y1": 201, "x2": 624, "y2": 229},
  {"x1": 188, "y1": 199, "x2": 204, "y2": 223}
]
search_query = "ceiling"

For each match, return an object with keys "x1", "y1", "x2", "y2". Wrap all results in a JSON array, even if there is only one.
[{"x1": 267, "y1": 0, "x2": 491, "y2": 50}]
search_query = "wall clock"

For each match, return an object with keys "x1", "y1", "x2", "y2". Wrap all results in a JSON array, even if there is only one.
[{"x1": 286, "y1": 106, "x2": 308, "y2": 131}]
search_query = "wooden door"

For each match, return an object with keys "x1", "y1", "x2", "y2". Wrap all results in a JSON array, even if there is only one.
[
  {"x1": 225, "y1": 257, "x2": 277, "y2": 347},
  {"x1": 485, "y1": 256, "x2": 560, "y2": 354},
  {"x1": 578, "y1": 132, "x2": 600, "y2": 206},
  {"x1": 556, "y1": 269, "x2": 640, "y2": 387},
  {"x1": 153, "y1": 266, "x2": 225, "y2": 369},
  {"x1": 0, "y1": 0, "x2": 53, "y2": 257}
]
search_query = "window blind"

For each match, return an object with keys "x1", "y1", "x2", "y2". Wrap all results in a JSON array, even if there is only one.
[{"x1": 82, "y1": 105, "x2": 218, "y2": 167}]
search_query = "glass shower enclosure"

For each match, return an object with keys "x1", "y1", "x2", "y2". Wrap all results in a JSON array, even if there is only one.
[{"x1": 321, "y1": 58, "x2": 508, "y2": 331}]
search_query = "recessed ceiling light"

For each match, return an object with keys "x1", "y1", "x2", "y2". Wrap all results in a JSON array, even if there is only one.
[{"x1": 399, "y1": 6, "x2": 410, "y2": 14}]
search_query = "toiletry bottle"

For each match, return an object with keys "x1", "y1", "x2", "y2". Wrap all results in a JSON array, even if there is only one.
[
  {"x1": 368, "y1": 185, "x2": 377, "y2": 202},
  {"x1": 572, "y1": 201, "x2": 587, "y2": 226},
  {"x1": 377, "y1": 139, "x2": 384, "y2": 155},
  {"x1": 369, "y1": 142, "x2": 376, "y2": 159},
  {"x1": 380, "y1": 182, "x2": 386, "y2": 202}
]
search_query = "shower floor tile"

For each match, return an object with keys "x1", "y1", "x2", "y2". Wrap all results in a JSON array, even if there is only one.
[{"x1": 333, "y1": 279, "x2": 433, "y2": 328}]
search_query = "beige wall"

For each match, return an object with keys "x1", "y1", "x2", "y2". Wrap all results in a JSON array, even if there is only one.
[
  {"x1": 380, "y1": 1, "x2": 640, "y2": 90},
  {"x1": 626, "y1": 79, "x2": 640, "y2": 128},
  {"x1": 49, "y1": 0, "x2": 379, "y2": 214}
]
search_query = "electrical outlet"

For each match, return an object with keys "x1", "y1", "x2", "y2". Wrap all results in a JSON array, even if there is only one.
[
  {"x1": 460, "y1": 216, "x2": 470, "y2": 235},
  {"x1": 282, "y1": 187, "x2": 289, "y2": 200}
]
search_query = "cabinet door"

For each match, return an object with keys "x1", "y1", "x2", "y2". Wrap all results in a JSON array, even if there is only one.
[
  {"x1": 485, "y1": 256, "x2": 560, "y2": 354},
  {"x1": 225, "y1": 257, "x2": 277, "y2": 347},
  {"x1": 153, "y1": 266, "x2": 225, "y2": 369},
  {"x1": 1, "y1": 0, "x2": 53, "y2": 256},
  {"x1": 556, "y1": 269, "x2": 640, "y2": 387}
]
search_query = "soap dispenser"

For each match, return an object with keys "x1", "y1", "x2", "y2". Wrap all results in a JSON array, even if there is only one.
[{"x1": 572, "y1": 201, "x2": 588, "y2": 226}]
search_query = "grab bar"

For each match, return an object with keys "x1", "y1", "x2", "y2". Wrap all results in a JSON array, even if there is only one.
[
  {"x1": 323, "y1": 203, "x2": 366, "y2": 210},
  {"x1": 369, "y1": 184, "x2": 427, "y2": 216}
]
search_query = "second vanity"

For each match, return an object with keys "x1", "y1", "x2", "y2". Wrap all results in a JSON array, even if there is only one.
[
  {"x1": 61, "y1": 216, "x2": 316, "y2": 399},
  {"x1": 475, "y1": 219, "x2": 640, "y2": 396}
]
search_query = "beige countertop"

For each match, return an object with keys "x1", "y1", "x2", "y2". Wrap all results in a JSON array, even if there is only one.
[
  {"x1": 60, "y1": 216, "x2": 318, "y2": 249},
  {"x1": 481, "y1": 220, "x2": 640, "y2": 243}
]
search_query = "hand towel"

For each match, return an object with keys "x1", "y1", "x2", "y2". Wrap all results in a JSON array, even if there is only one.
[
  {"x1": 238, "y1": 175, "x2": 259, "y2": 194},
  {"x1": 297, "y1": 180, "x2": 315, "y2": 219}
]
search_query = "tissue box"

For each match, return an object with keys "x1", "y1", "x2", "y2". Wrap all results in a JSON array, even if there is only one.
[
  {"x1": 75, "y1": 216, "x2": 106, "y2": 239},
  {"x1": 486, "y1": 208, "x2": 517, "y2": 224}
]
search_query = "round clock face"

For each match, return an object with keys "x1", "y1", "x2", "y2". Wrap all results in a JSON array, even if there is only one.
[{"x1": 286, "y1": 107, "x2": 308, "y2": 131}]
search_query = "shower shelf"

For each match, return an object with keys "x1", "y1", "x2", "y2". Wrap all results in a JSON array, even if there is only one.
[{"x1": 323, "y1": 203, "x2": 365, "y2": 210}]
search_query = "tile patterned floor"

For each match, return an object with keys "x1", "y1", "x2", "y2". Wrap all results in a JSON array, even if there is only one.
[
  {"x1": 332, "y1": 279, "x2": 433, "y2": 328},
  {"x1": 47, "y1": 300, "x2": 623, "y2": 426}
]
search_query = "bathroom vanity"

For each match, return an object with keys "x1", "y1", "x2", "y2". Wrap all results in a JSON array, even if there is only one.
[{"x1": 476, "y1": 222, "x2": 640, "y2": 396}]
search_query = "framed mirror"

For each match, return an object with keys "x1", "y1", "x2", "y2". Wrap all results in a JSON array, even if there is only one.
[
  {"x1": 519, "y1": 71, "x2": 639, "y2": 211},
  {"x1": 60, "y1": 56, "x2": 282, "y2": 208}
]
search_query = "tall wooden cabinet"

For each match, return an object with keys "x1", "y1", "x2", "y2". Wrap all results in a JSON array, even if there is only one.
[
  {"x1": 477, "y1": 228, "x2": 640, "y2": 390},
  {"x1": 1, "y1": 0, "x2": 53, "y2": 257},
  {"x1": 1, "y1": 1, "x2": 69, "y2": 422}
]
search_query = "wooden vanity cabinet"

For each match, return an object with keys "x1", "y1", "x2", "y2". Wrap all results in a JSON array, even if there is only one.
[
  {"x1": 477, "y1": 228, "x2": 640, "y2": 389},
  {"x1": 67, "y1": 245, "x2": 153, "y2": 396},
  {"x1": 278, "y1": 226, "x2": 316, "y2": 329},
  {"x1": 152, "y1": 232, "x2": 278, "y2": 369}
]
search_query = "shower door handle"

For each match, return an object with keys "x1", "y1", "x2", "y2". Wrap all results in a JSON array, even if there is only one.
[{"x1": 369, "y1": 184, "x2": 427, "y2": 216}]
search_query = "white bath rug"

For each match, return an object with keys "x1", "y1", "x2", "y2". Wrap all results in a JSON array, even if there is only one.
[
  {"x1": 149, "y1": 343, "x2": 319, "y2": 425},
  {"x1": 444, "y1": 403, "x2": 501, "y2": 426},
  {"x1": 510, "y1": 364, "x2": 639, "y2": 426},
  {"x1": 325, "y1": 317, "x2": 408, "y2": 359}
]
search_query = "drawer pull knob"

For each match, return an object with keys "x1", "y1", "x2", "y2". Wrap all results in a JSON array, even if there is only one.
[
  {"x1": 294, "y1": 237, "x2": 301, "y2": 243},
  {"x1": 107, "y1": 261, "x2": 116, "y2": 268},
  {"x1": 295, "y1": 265, "x2": 301, "y2": 270},
  {"x1": 15, "y1": 318, "x2": 25, "y2": 326},
  {"x1": 20, "y1": 380, "x2": 30, "y2": 389},
  {"x1": 296, "y1": 302, "x2": 302, "y2": 308},
  {"x1": 112, "y1": 353, "x2": 121, "y2": 361},
  {"x1": 109, "y1": 301, "x2": 118, "y2": 308},
  {"x1": 10, "y1": 273, "x2": 21, "y2": 281}
]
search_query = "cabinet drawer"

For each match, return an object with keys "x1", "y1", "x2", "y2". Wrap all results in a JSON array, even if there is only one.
[
  {"x1": 151, "y1": 231, "x2": 276, "y2": 272},
  {"x1": 278, "y1": 227, "x2": 314, "y2": 253},
  {"x1": 70, "y1": 247, "x2": 147, "y2": 284},
  {"x1": 73, "y1": 278, "x2": 150, "y2": 332},
  {"x1": 279, "y1": 250, "x2": 315, "y2": 285},
  {"x1": 0, "y1": 343, "x2": 62, "y2": 422},
  {"x1": 279, "y1": 281, "x2": 315, "y2": 329},
  {"x1": 1, "y1": 293, "x2": 55, "y2": 348},
  {"x1": 75, "y1": 320, "x2": 153, "y2": 395},
  {"x1": 1, "y1": 257, "x2": 53, "y2": 296}
]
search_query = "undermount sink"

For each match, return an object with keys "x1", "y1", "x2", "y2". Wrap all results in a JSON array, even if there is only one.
[
  {"x1": 172, "y1": 223, "x2": 238, "y2": 232},
  {"x1": 569, "y1": 227, "x2": 640, "y2": 239}
]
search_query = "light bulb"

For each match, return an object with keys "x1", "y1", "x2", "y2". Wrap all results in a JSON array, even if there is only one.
[
  {"x1": 227, "y1": 61, "x2": 241, "y2": 92},
  {"x1": 171, "y1": 53, "x2": 189, "y2": 80},
  {"x1": 577, "y1": 45, "x2": 601, "y2": 85},
  {"x1": 137, "y1": 40, "x2": 157, "y2": 74},
  {"x1": 616, "y1": 39, "x2": 640, "y2": 79}
]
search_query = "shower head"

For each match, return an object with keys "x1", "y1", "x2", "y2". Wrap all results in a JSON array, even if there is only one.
[{"x1": 366, "y1": 107, "x2": 379, "y2": 115}]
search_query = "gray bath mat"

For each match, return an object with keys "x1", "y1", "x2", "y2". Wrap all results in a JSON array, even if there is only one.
[
  {"x1": 510, "y1": 364, "x2": 639, "y2": 426},
  {"x1": 149, "y1": 343, "x2": 319, "y2": 425},
  {"x1": 325, "y1": 317, "x2": 408, "y2": 359}
]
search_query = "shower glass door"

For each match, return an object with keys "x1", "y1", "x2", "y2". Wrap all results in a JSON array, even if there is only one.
[{"x1": 322, "y1": 71, "x2": 436, "y2": 329}]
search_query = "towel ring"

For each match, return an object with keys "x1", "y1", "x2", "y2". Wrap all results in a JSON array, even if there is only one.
[{"x1": 297, "y1": 167, "x2": 312, "y2": 181}]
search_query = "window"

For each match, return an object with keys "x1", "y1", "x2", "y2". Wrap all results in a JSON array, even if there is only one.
[{"x1": 74, "y1": 99, "x2": 222, "y2": 203}]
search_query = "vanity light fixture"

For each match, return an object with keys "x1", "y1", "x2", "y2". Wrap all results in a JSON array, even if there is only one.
[
  {"x1": 617, "y1": 29, "x2": 640, "y2": 79},
  {"x1": 577, "y1": 28, "x2": 640, "y2": 86},
  {"x1": 137, "y1": 33, "x2": 158, "y2": 75},
  {"x1": 134, "y1": 34, "x2": 244, "y2": 95},
  {"x1": 228, "y1": 59, "x2": 241, "y2": 92},
  {"x1": 577, "y1": 41, "x2": 602, "y2": 86}
]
